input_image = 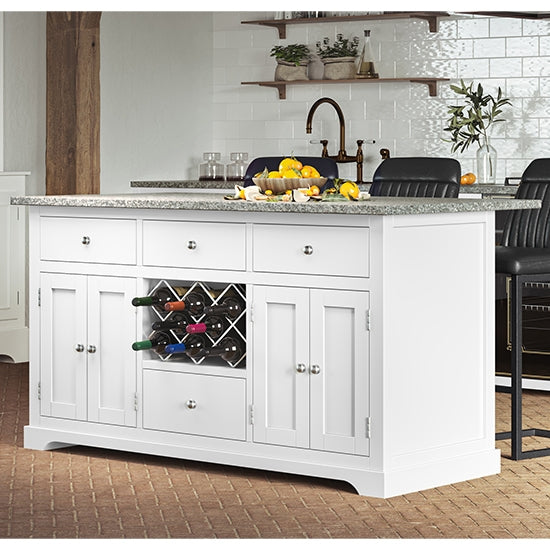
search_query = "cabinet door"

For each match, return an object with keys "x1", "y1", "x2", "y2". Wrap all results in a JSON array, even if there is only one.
[
  {"x1": 309, "y1": 290, "x2": 370, "y2": 456},
  {"x1": 87, "y1": 276, "x2": 136, "y2": 427},
  {"x1": 40, "y1": 273, "x2": 88, "y2": 420},
  {"x1": 252, "y1": 285, "x2": 310, "y2": 448}
]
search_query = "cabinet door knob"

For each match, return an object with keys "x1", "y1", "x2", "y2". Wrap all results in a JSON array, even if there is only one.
[
  {"x1": 75, "y1": 344, "x2": 85, "y2": 352},
  {"x1": 187, "y1": 240, "x2": 197, "y2": 250},
  {"x1": 186, "y1": 399, "x2": 197, "y2": 410},
  {"x1": 87, "y1": 345, "x2": 97, "y2": 354},
  {"x1": 295, "y1": 363, "x2": 306, "y2": 373},
  {"x1": 303, "y1": 245, "x2": 313, "y2": 255},
  {"x1": 82, "y1": 236, "x2": 91, "y2": 245},
  {"x1": 310, "y1": 364, "x2": 321, "y2": 375}
]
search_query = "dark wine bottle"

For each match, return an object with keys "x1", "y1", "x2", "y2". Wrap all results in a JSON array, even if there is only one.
[
  {"x1": 185, "y1": 316, "x2": 225, "y2": 339},
  {"x1": 132, "y1": 331, "x2": 174, "y2": 352},
  {"x1": 199, "y1": 336, "x2": 242, "y2": 364},
  {"x1": 203, "y1": 296, "x2": 243, "y2": 320},
  {"x1": 164, "y1": 291, "x2": 208, "y2": 315},
  {"x1": 132, "y1": 286, "x2": 187, "y2": 311},
  {"x1": 182, "y1": 334, "x2": 207, "y2": 359},
  {"x1": 164, "y1": 342, "x2": 187, "y2": 354},
  {"x1": 151, "y1": 312, "x2": 192, "y2": 331}
]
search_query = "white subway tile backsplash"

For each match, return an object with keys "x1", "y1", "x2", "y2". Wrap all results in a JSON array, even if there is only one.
[{"x1": 211, "y1": 12, "x2": 550, "y2": 172}]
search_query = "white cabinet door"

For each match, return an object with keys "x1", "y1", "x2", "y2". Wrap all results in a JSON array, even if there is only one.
[
  {"x1": 40, "y1": 273, "x2": 88, "y2": 420},
  {"x1": 253, "y1": 286, "x2": 370, "y2": 456},
  {"x1": 252, "y1": 285, "x2": 310, "y2": 448},
  {"x1": 309, "y1": 289, "x2": 370, "y2": 456},
  {"x1": 87, "y1": 276, "x2": 136, "y2": 426},
  {"x1": 40, "y1": 273, "x2": 136, "y2": 426}
]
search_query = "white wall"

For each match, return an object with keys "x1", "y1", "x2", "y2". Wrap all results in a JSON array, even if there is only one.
[
  {"x1": 2, "y1": 12, "x2": 46, "y2": 195},
  {"x1": 100, "y1": 12, "x2": 213, "y2": 193},
  {"x1": 212, "y1": 12, "x2": 550, "y2": 183}
]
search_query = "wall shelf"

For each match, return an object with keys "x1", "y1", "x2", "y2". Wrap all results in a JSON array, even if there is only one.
[
  {"x1": 241, "y1": 12, "x2": 450, "y2": 38},
  {"x1": 241, "y1": 77, "x2": 449, "y2": 100}
]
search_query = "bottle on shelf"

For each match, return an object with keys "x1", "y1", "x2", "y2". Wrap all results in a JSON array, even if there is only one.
[
  {"x1": 182, "y1": 334, "x2": 207, "y2": 359},
  {"x1": 151, "y1": 311, "x2": 192, "y2": 331},
  {"x1": 356, "y1": 29, "x2": 378, "y2": 79},
  {"x1": 199, "y1": 336, "x2": 243, "y2": 365},
  {"x1": 164, "y1": 290, "x2": 208, "y2": 316},
  {"x1": 203, "y1": 295, "x2": 244, "y2": 320},
  {"x1": 132, "y1": 331, "x2": 175, "y2": 352},
  {"x1": 164, "y1": 342, "x2": 187, "y2": 354},
  {"x1": 132, "y1": 286, "x2": 188, "y2": 311},
  {"x1": 185, "y1": 316, "x2": 226, "y2": 339}
]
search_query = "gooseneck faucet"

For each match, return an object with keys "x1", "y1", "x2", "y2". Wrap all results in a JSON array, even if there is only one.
[{"x1": 306, "y1": 97, "x2": 370, "y2": 184}]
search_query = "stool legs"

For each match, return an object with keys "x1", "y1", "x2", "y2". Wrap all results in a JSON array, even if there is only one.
[{"x1": 496, "y1": 274, "x2": 550, "y2": 459}]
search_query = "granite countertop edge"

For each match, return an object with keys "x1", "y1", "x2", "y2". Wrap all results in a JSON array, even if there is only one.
[{"x1": 10, "y1": 192, "x2": 540, "y2": 216}]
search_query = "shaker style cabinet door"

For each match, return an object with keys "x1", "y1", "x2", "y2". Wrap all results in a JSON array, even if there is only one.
[
  {"x1": 39, "y1": 273, "x2": 137, "y2": 426},
  {"x1": 252, "y1": 285, "x2": 370, "y2": 456}
]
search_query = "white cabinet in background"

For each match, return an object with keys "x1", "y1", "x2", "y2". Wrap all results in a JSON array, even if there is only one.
[
  {"x1": 39, "y1": 272, "x2": 137, "y2": 426},
  {"x1": 252, "y1": 286, "x2": 370, "y2": 456},
  {"x1": 0, "y1": 172, "x2": 28, "y2": 363}
]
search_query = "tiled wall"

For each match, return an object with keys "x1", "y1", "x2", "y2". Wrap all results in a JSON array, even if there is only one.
[{"x1": 213, "y1": 11, "x2": 550, "y2": 182}]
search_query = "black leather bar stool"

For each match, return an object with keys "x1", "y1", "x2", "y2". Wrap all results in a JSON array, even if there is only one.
[
  {"x1": 496, "y1": 158, "x2": 550, "y2": 459},
  {"x1": 370, "y1": 157, "x2": 461, "y2": 198},
  {"x1": 243, "y1": 157, "x2": 338, "y2": 188}
]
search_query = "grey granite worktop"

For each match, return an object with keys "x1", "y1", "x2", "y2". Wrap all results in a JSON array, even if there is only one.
[
  {"x1": 130, "y1": 179, "x2": 518, "y2": 196},
  {"x1": 11, "y1": 192, "x2": 540, "y2": 216}
]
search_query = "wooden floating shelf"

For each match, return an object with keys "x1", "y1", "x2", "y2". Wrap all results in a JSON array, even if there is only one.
[
  {"x1": 241, "y1": 78, "x2": 449, "y2": 99},
  {"x1": 241, "y1": 12, "x2": 450, "y2": 38}
]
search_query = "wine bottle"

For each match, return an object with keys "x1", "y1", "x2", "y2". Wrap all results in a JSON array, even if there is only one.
[
  {"x1": 185, "y1": 316, "x2": 225, "y2": 339},
  {"x1": 164, "y1": 342, "x2": 187, "y2": 354},
  {"x1": 164, "y1": 291, "x2": 208, "y2": 316},
  {"x1": 200, "y1": 336, "x2": 242, "y2": 365},
  {"x1": 132, "y1": 331, "x2": 174, "y2": 352},
  {"x1": 151, "y1": 312, "x2": 192, "y2": 331},
  {"x1": 132, "y1": 287, "x2": 174, "y2": 308},
  {"x1": 182, "y1": 334, "x2": 207, "y2": 359},
  {"x1": 203, "y1": 296, "x2": 243, "y2": 320}
]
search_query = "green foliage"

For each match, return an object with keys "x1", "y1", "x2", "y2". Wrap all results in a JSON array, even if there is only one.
[
  {"x1": 316, "y1": 34, "x2": 359, "y2": 59},
  {"x1": 270, "y1": 44, "x2": 311, "y2": 66},
  {"x1": 444, "y1": 80, "x2": 511, "y2": 153}
]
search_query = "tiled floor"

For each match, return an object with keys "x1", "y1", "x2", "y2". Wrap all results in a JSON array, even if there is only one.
[{"x1": 3, "y1": 361, "x2": 550, "y2": 539}]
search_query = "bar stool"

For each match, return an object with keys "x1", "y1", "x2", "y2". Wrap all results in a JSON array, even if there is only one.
[
  {"x1": 369, "y1": 157, "x2": 461, "y2": 198},
  {"x1": 496, "y1": 158, "x2": 550, "y2": 459}
]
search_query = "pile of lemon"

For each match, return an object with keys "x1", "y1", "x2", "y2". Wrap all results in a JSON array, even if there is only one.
[{"x1": 254, "y1": 157, "x2": 321, "y2": 179}]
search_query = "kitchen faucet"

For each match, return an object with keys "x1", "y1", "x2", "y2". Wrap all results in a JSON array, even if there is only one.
[{"x1": 305, "y1": 97, "x2": 371, "y2": 184}]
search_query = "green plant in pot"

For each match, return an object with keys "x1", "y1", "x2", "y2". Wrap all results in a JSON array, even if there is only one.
[
  {"x1": 270, "y1": 44, "x2": 311, "y2": 81},
  {"x1": 316, "y1": 34, "x2": 359, "y2": 80},
  {"x1": 444, "y1": 79, "x2": 511, "y2": 184}
]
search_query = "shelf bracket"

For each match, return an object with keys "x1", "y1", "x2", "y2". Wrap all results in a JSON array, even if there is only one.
[
  {"x1": 417, "y1": 15, "x2": 439, "y2": 33},
  {"x1": 410, "y1": 79, "x2": 439, "y2": 97}
]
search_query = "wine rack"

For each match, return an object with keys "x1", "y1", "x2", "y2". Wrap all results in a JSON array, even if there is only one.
[{"x1": 138, "y1": 279, "x2": 246, "y2": 368}]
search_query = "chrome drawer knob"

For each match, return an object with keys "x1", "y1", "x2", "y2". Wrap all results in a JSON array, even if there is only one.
[
  {"x1": 187, "y1": 240, "x2": 197, "y2": 250},
  {"x1": 75, "y1": 344, "x2": 85, "y2": 352},
  {"x1": 303, "y1": 245, "x2": 313, "y2": 255},
  {"x1": 186, "y1": 399, "x2": 197, "y2": 410},
  {"x1": 310, "y1": 364, "x2": 321, "y2": 375},
  {"x1": 87, "y1": 345, "x2": 97, "y2": 354},
  {"x1": 295, "y1": 363, "x2": 306, "y2": 373},
  {"x1": 82, "y1": 236, "x2": 91, "y2": 245}
]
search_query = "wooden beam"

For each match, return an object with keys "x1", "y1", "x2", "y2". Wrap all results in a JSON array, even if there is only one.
[{"x1": 46, "y1": 12, "x2": 101, "y2": 195}]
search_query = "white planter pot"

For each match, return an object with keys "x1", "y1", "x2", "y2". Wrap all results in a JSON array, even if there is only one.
[
  {"x1": 322, "y1": 57, "x2": 356, "y2": 80},
  {"x1": 274, "y1": 60, "x2": 309, "y2": 81}
]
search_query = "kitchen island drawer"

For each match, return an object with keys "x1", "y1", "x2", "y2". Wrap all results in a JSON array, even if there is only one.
[
  {"x1": 253, "y1": 224, "x2": 369, "y2": 277},
  {"x1": 40, "y1": 216, "x2": 137, "y2": 264},
  {"x1": 142, "y1": 369, "x2": 246, "y2": 440},
  {"x1": 142, "y1": 220, "x2": 246, "y2": 270}
]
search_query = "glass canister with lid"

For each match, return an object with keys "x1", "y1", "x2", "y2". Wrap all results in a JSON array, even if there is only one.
[
  {"x1": 226, "y1": 152, "x2": 249, "y2": 182},
  {"x1": 199, "y1": 152, "x2": 225, "y2": 181}
]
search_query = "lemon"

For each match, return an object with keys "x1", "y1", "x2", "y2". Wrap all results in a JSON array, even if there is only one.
[
  {"x1": 279, "y1": 157, "x2": 303, "y2": 173},
  {"x1": 339, "y1": 181, "x2": 360, "y2": 199},
  {"x1": 301, "y1": 165, "x2": 320, "y2": 178},
  {"x1": 282, "y1": 168, "x2": 302, "y2": 178},
  {"x1": 268, "y1": 170, "x2": 282, "y2": 178}
]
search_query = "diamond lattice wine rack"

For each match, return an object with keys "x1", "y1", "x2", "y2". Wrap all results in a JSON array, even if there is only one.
[{"x1": 137, "y1": 279, "x2": 246, "y2": 368}]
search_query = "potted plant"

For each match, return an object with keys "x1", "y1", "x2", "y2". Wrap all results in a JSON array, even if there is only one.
[
  {"x1": 316, "y1": 34, "x2": 359, "y2": 80},
  {"x1": 270, "y1": 44, "x2": 311, "y2": 81},
  {"x1": 444, "y1": 80, "x2": 511, "y2": 184}
]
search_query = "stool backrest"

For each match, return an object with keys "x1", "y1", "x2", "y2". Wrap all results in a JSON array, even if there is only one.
[
  {"x1": 369, "y1": 157, "x2": 461, "y2": 198},
  {"x1": 244, "y1": 157, "x2": 339, "y2": 187},
  {"x1": 501, "y1": 158, "x2": 550, "y2": 248}
]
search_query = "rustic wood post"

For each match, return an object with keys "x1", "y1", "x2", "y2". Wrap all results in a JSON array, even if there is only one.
[{"x1": 46, "y1": 12, "x2": 101, "y2": 195}]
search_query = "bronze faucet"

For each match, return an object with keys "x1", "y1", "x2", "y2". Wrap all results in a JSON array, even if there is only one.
[{"x1": 305, "y1": 97, "x2": 370, "y2": 184}]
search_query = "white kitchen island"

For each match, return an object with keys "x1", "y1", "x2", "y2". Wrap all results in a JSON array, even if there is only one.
[{"x1": 11, "y1": 192, "x2": 540, "y2": 498}]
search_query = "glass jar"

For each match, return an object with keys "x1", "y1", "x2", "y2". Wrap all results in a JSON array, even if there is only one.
[
  {"x1": 226, "y1": 152, "x2": 249, "y2": 182},
  {"x1": 199, "y1": 152, "x2": 224, "y2": 181}
]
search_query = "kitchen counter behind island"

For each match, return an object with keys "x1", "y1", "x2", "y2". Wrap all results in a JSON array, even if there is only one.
[{"x1": 13, "y1": 192, "x2": 539, "y2": 498}]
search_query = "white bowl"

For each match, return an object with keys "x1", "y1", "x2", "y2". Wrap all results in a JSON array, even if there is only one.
[{"x1": 252, "y1": 177, "x2": 327, "y2": 194}]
